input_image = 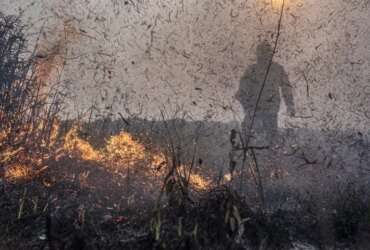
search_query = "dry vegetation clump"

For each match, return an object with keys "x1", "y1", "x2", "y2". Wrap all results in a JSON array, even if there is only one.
[
  {"x1": 147, "y1": 182, "x2": 370, "y2": 250},
  {"x1": 147, "y1": 184, "x2": 305, "y2": 250},
  {"x1": 0, "y1": 12, "x2": 63, "y2": 179}
]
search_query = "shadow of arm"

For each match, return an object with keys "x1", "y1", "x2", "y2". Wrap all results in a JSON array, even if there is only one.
[{"x1": 280, "y1": 70, "x2": 295, "y2": 116}]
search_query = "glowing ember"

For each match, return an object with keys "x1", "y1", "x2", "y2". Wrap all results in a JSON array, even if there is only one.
[{"x1": 177, "y1": 165, "x2": 211, "y2": 191}]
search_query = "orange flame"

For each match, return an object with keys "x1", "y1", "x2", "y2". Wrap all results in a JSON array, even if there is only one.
[
  {"x1": 61, "y1": 127, "x2": 211, "y2": 191},
  {"x1": 63, "y1": 126, "x2": 102, "y2": 161},
  {"x1": 4, "y1": 164, "x2": 33, "y2": 182},
  {"x1": 105, "y1": 132, "x2": 146, "y2": 167},
  {"x1": 188, "y1": 173, "x2": 211, "y2": 190},
  {"x1": 177, "y1": 165, "x2": 211, "y2": 191}
]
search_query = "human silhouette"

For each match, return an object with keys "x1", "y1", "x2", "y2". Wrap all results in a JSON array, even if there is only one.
[{"x1": 236, "y1": 41, "x2": 294, "y2": 145}]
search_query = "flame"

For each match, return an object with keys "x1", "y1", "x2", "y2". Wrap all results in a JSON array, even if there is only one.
[
  {"x1": 2, "y1": 120, "x2": 212, "y2": 191},
  {"x1": 105, "y1": 132, "x2": 146, "y2": 167},
  {"x1": 63, "y1": 126, "x2": 102, "y2": 161},
  {"x1": 150, "y1": 152, "x2": 167, "y2": 174},
  {"x1": 4, "y1": 164, "x2": 33, "y2": 182},
  {"x1": 177, "y1": 165, "x2": 211, "y2": 191},
  {"x1": 49, "y1": 119, "x2": 60, "y2": 147},
  {"x1": 0, "y1": 118, "x2": 60, "y2": 186},
  {"x1": 62, "y1": 128, "x2": 166, "y2": 172},
  {"x1": 0, "y1": 20, "x2": 99, "y2": 184},
  {"x1": 61, "y1": 127, "x2": 211, "y2": 191},
  {"x1": 188, "y1": 172, "x2": 211, "y2": 190}
]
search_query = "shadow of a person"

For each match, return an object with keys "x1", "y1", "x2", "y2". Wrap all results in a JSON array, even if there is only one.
[{"x1": 236, "y1": 41, "x2": 295, "y2": 146}]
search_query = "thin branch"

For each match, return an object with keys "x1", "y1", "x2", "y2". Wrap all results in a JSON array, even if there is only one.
[{"x1": 251, "y1": 148, "x2": 265, "y2": 212}]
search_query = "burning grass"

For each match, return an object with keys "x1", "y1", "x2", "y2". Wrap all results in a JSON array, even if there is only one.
[
  {"x1": 61, "y1": 125, "x2": 211, "y2": 193},
  {"x1": 0, "y1": 11, "x2": 63, "y2": 185},
  {"x1": 1, "y1": 119, "x2": 60, "y2": 180},
  {"x1": 4, "y1": 164, "x2": 34, "y2": 182},
  {"x1": 105, "y1": 132, "x2": 146, "y2": 165},
  {"x1": 63, "y1": 126, "x2": 102, "y2": 162}
]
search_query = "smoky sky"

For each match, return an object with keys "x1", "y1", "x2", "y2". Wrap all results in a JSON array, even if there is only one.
[{"x1": 1, "y1": 0, "x2": 369, "y2": 130}]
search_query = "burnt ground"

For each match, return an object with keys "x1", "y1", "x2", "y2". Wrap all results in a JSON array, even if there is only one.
[
  {"x1": 1, "y1": 120, "x2": 370, "y2": 250},
  {"x1": 0, "y1": 155, "x2": 157, "y2": 250},
  {"x1": 1, "y1": 152, "x2": 370, "y2": 250}
]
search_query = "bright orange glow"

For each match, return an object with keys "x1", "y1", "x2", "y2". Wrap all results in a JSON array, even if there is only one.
[
  {"x1": 105, "y1": 132, "x2": 146, "y2": 167},
  {"x1": 150, "y1": 152, "x2": 166, "y2": 168},
  {"x1": 178, "y1": 165, "x2": 211, "y2": 191},
  {"x1": 0, "y1": 118, "x2": 61, "y2": 185},
  {"x1": 61, "y1": 127, "x2": 212, "y2": 191},
  {"x1": 63, "y1": 126, "x2": 102, "y2": 161},
  {"x1": 63, "y1": 127, "x2": 165, "y2": 172},
  {"x1": 49, "y1": 120, "x2": 60, "y2": 147},
  {"x1": 188, "y1": 172, "x2": 211, "y2": 190},
  {"x1": 1, "y1": 121, "x2": 213, "y2": 192},
  {"x1": 4, "y1": 164, "x2": 33, "y2": 182}
]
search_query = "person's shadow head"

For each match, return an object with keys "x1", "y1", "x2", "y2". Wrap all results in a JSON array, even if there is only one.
[
  {"x1": 256, "y1": 40, "x2": 274, "y2": 65},
  {"x1": 236, "y1": 40, "x2": 295, "y2": 141}
]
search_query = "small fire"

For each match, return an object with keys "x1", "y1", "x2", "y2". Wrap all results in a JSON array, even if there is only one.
[
  {"x1": 47, "y1": 119, "x2": 60, "y2": 147},
  {"x1": 1, "y1": 118, "x2": 60, "y2": 179},
  {"x1": 177, "y1": 165, "x2": 211, "y2": 191},
  {"x1": 187, "y1": 172, "x2": 211, "y2": 191},
  {"x1": 63, "y1": 128, "x2": 166, "y2": 170},
  {"x1": 4, "y1": 164, "x2": 33, "y2": 182},
  {"x1": 1, "y1": 121, "x2": 212, "y2": 192},
  {"x1": 105, "y1": 132, "x2": 146, "y2": 167},
  {"x1": 63, "y1": 126, "x2": 102, "y2": 161}
]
